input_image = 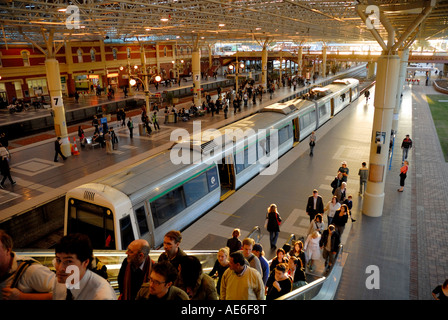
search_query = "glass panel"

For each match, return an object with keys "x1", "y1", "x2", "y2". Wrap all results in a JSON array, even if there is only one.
[
  {"x1": 183, "y1": 173, "x2": 208, "y2": 206},
  {"x1": 135, "y1": 206, "x2": 149, "y2": 236},
  {"x1": 67, "y1": 199, "x2": 115, "y2": 250},
  {"x1": 150, "y1": 188, "x2": 186, "y2": 228},
  {"x1": 120, "y1": 215, "x2": 134, "y2": 250}
]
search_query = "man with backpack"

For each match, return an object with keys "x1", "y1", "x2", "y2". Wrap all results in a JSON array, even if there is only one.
[{"x1": 0, "y1": 230, "x2": 54, "y2": 300}]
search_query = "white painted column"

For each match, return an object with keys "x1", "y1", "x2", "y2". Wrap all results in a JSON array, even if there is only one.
[
  {"x1": 362, "y1": 54, "x2": 401, "y2": 217},
  {"x1": 297, "y1": 47, "x2": 303, "y2": 77},
  {"x1": 322, "y1": 46, "x2": 327, "y2": 78},
  {"x1": 192, "y1": 48, "x2": 202, "y2": 107},
  {"x1": 392, "y1": 48, "x2": 409, "y2": 133},
  {"x1": 261, "y1": 46, "x2": 268, "y2": 89}
]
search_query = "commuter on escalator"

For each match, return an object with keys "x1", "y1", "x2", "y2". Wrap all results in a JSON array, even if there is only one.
[
  {"x1": 0, "y1": 230, "x2": 54, "y2": 300},
  {"x1": 157, "y1": 230, "x2": 187, "y2": 270},
  {"x1": 175, "y1": 255, "x2": 218, "y2": 300},
  {"x1": 208, "y1": 247, "x2": 230, "y2": 295},
  {"x1": 226, "y1": 228, "x2": 242, "y2": 254},
  {"x1": 117, "y1": 239, "x2": 153, "y2": 301},
  {"x1": 52, "y1": 233, "x2": 116, "y2": 300}
]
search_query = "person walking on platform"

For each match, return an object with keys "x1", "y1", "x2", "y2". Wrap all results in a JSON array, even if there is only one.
[
  {"x1": 226, "y1": 228, "x2": 242, "y2": 254},
  {"x1": 152, "y1": 111, "x2": 160, "y2": 131},
  {"x1": 309, "y1": 131, "x2": 316, "y2": 156},
  {"x1": 266, "y1": 204, "x2": 282, "y2": 250},
  {"x1": 92, "y1": 115, "x2": 100, "y2": 135},
  {"x1": 319, "y1": 224, "x2": 341, "y2": 272},
  {"x1": 110, "y1": 127, "x2": 118, "y2": 150},
  {"x1": 0, "y1": 145, "x2": 15, "y2": 188},
  {"x1": 401, "y1": 134, "x2": 413, "y2": 163},
  {"x1": 104, "y1": 129, "x2": 112, "y2": 154},
  {"x1": 338, "y1": 161, "x2": 349, "y2": 182},
  {"x1": 358, "y1": 162, "x2": 369, "y2": 196},
  {"x1": 54, "y1": 137, "x2": 67, "y2": 162},
  {"x1": 398, "y1": 160, "x2": 409, "y2": 192},
  {"x1": 306, "y1": 189, "x2": 324, "y2": 222},
  {"x1": 127, "y1": 118, "x2": 134, "y2": 139}
]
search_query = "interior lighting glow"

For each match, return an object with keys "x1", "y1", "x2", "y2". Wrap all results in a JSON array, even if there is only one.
[
  {"x1": 130, "y1": 79, "x2": 137, "y2": 86},
  {"x1": 155, "y1": 75, "x2": 162, "y2": 82},
  {"x1": 161, "y1": 18, "x2": 169, "y2": 22}
]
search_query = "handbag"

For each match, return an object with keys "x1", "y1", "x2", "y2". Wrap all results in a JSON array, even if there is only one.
[{"x1": 276, "y1": 213, "x2": 282, "y2": 226}]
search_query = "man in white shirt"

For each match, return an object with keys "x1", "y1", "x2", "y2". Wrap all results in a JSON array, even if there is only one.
[
  {"x1": 0, "y1": 230, "x2": 54, "y2": 300},
  {"x1": 52, "y1": 233, "x2": 116, "y2": 300}
]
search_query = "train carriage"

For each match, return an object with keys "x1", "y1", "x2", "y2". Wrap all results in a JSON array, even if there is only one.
[{"x1": 64, "y1": 78, "x2": 360, "y2": 250}]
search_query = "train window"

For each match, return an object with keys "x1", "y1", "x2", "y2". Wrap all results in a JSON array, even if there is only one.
[
  {"x1": 135, "y1": 206, "x2": 149, "y2": 236},
  {"x1": 120, "y1": 215, "x2": 134, "y2": 250},
  {"x1": 183, "y1": 173, "x2": 208, "y2": 206},
  {"x1": 278, "y1": 125, "x2": 291, "y2": 145},
  {"x1": 319, "y1": 104, "x2": 328, "y2": 117},
  {"x1": 67, "y1": 199, "x2": 115, "y2": 250},
  {"x1": 150, "y1": 188, "x2": 186, "y2": 228},
  {"x1": 206, "y1": 167, "x2": 219, "y2": 191}
]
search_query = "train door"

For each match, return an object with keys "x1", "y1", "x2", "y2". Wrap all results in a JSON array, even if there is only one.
[
  {"x1": 292, "y1": 118, "x2": 300, "y2": 145},
  {"x1": 218, "y1": 154, "x2": 235, "y2": 200},
  {"x1": 330, "y1": 98, "x2": 335, "y2": 117},
  {"x1": 349, "y1": 88, "x2": 353, "y2": 102},
  {"x1": 133, "y1": 203, "x2": 155, "y2": 248}
]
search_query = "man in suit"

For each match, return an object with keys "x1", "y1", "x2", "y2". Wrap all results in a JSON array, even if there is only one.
[
  {"x1": 54, "y1": 137, "x2": 67, "y2": 162},
  {"x1": 306, "y1": 189, "x2": 324, "y2": 222}
]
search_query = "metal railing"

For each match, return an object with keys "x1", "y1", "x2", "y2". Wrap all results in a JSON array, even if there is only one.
[{"x1": 277, "y1": 244, "x2": 344, "y2": 300}]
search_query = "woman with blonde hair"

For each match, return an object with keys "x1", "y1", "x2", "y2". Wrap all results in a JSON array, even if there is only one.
[
  {"x1": 266, "y1": 204, "x2": 282, "y2": 250},
  {"x1": 304, "y1": 231, "x2": 321, "y2": 272},
  {"x1": 208, "y1": 247, "x2": 230, "y2": 296}
]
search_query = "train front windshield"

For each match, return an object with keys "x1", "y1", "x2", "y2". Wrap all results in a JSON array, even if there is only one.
[{"x1": 67, "y1": 198, "x2": 116, "y2": 249}]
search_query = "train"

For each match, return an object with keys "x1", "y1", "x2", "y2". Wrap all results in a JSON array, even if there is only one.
[{"x1": 64, "y1": 78, "x2": 360, "y2": 250}]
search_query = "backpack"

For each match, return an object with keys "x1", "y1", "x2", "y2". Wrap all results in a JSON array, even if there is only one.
[{"x1": 11, "y1": 260, "x2": 36, "y2": 289}]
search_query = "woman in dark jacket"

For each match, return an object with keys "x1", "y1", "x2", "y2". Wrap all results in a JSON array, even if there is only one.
[
  {"x1": 332, "y1": 204, "x2": 349, "y2": 236},
  {"x1": 266, "y1": 203, "x2": 282, "y2": 250}
]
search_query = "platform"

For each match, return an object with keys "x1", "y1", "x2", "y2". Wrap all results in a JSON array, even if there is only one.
[{"x1": 178, "y1": 74, "x2": 448, "y2": 300}]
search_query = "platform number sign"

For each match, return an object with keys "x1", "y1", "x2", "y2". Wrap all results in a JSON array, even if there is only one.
[
  {"x1": 195, "y1": 74, "x2": 200, "y2": 81},
  {"x1": 52, "y1": 96, "x2": 63, "y2": 108}
]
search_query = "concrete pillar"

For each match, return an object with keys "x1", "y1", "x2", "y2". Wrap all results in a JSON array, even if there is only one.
[
  {"x1": 45, "y1": 58, "x2": 70, "y2": 157},
  {"x1": 140, "y1": 44, "x2": 150, "y2": 114},
  {"x1": 261, "y1": 47, "x2": 268, "y2": 89},
  {"x1": 362, "y1": 54, "x2": 401, "y2": 217},
  {"x1": 392, "y1": 48, "x2": 409, "y2": 133},
  {"x1": 322, "y1": 46, "x2": 327, "y2": 78},
  {"x1": 156, "y1": 43, "x2": 161, "y2": 74},
  {"x1": 279, "y1": 52, "x2": 283, "y2": 86},
  {"x1": 367, "y1": 61, "x2": 377, "y2": 79},
  {"x1": 192, "y1": 48, "x2": 202, "y2": 107},
  {"x1": 298, "y1": 47, "x2": 303, "y2": 76}
]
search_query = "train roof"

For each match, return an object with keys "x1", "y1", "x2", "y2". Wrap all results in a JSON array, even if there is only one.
[{"x1": 89, "y1": 150, "x2": 207, "y2": 200}]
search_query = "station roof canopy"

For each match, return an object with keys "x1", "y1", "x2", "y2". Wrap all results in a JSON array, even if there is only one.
[{"x1": 0, "y1": 0, "x2": 447, "y2": 46}]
